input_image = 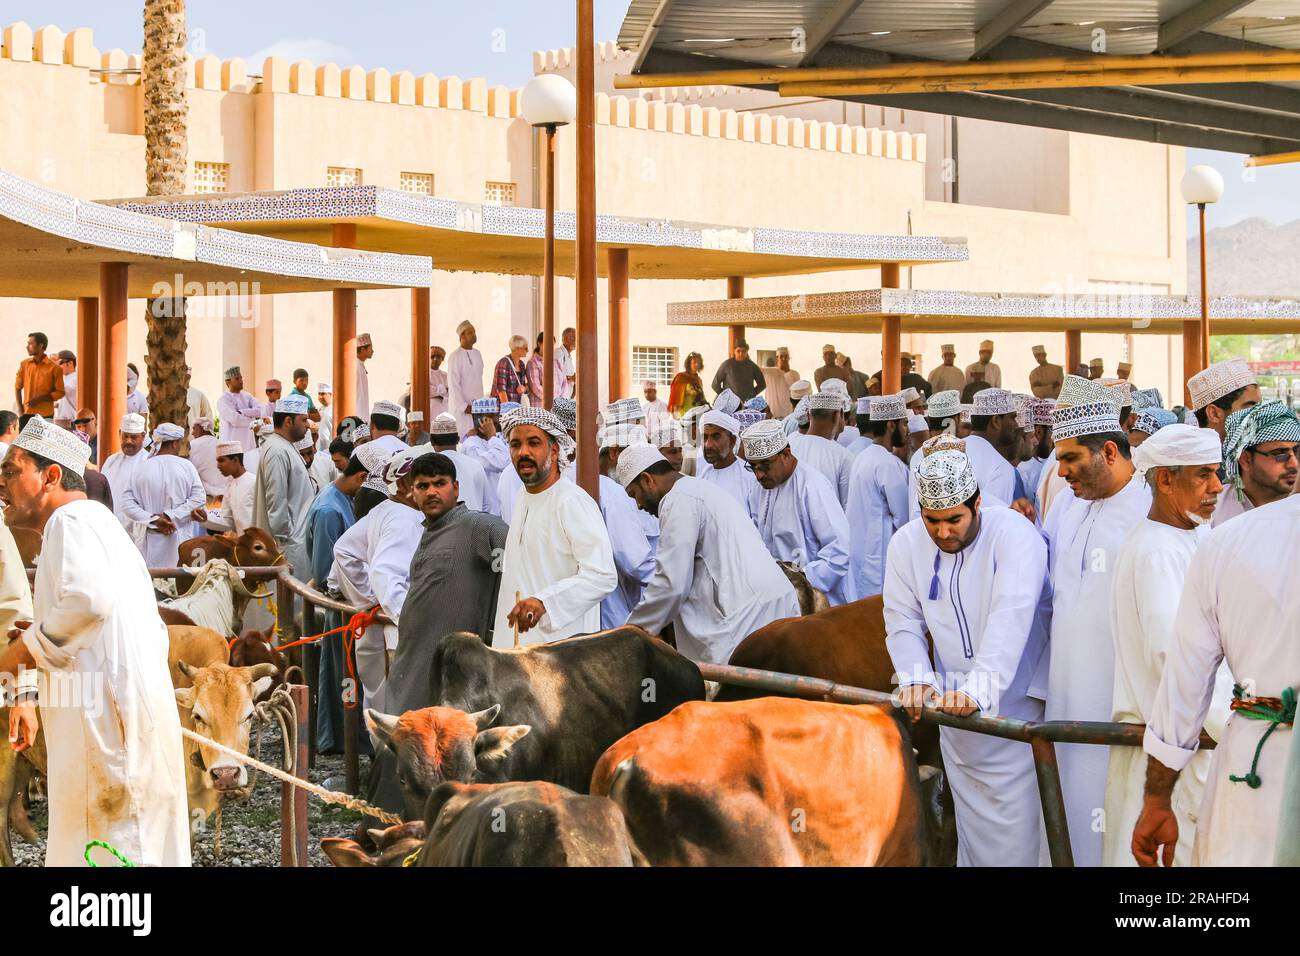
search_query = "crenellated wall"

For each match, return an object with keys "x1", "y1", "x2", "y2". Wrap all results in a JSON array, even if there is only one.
[{"x1": 0, "y1": 21, "x2": 1186, "y2": 413}]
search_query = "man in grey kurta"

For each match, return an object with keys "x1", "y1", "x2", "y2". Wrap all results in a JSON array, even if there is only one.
[
  {"x1": 252, "y1": 395, "x2": 315, "y2": 578},
  {"x1": 369, "y1": 451, "x2": 508, "y2": 815}
]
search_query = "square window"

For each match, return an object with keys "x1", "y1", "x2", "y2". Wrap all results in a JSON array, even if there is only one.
[
  {"x1": 399, "y1": 171, "x2": 435, "y2": 195},
  {"x1": 327, "y1": 166, "x2": 363, "y2": 187},
  {"x1": 193, "y1": 161, "x2": 229, "y2": 194},
  {"x1": 484, "y1": 181, "x2": 517, "y2": 206},
  {"x1": 632, "y1": 346, "x2": 679, "y2": 394}
]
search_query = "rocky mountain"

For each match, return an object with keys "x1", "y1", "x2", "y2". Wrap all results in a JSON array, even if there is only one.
[{"x1": 1188, "y1": 217, "x2": 1300, "y2": 297}]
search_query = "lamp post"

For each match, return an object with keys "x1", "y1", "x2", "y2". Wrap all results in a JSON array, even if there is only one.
[
  {"x1": 520, "y1": 73, "x2": 577, "y2": 407},
  {"x1": 1181, "y1": 165, "x2": 1224, "y2": 378}
]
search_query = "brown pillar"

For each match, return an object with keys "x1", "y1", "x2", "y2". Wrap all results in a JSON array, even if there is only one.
[
  {"x1": 76, "y1": 296, "x2": 99, "y2": 418},
  {"x1": 574, "y1": 0, "x2": 599, "y2": 498},
  {"x1": 410, "y1": 287, "x2": 430, "y2": 421},
  {"x1": 1064, "y1": 329, "x2": 1082, "y2": 377},
  {"x1": 727, "y1": 276, "x2": 745, "y2": 352},
  {"x1": 1182, "y1": 321, "x2": 1201, "y2": 406},
  {"x1": 332, "y1": 223, "x2": 358, "y2": 422},
  {"x1": 98, "y1": 263, "x2": 128, "y2": 458},
  {"x1": 880, "y1": 263, "x2": 901, "y2": 394},
  {"x1": 607, "y1": 248, "x2": 629, "y2": 400},
  {"x1": 542, "y1": 125, "x2": 558, "y2": 406}
]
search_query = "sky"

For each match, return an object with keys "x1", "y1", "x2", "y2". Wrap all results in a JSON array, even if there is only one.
[{"x1": 7, "y1": 1, "x2": 1299, "y2": 230}]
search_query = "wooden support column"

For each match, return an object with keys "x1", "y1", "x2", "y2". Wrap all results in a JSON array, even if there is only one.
[
  {"x1": 1064, "y1": 329, "x2": 1082, "y2": 377},
  {"x1": 98, "y1": 263, "x2": 128, "y2": 457},
  {"x1": 332, "y1": 224, "x2": 358, "y2": 422},
  {"x1": 76, "y1": 296, "x2": 98, "y2": 417},
  {"x1": 880, "y1": 263, "x2": 901, "y2": 394},
  {"x1": 607, "y1": 248, "x2": 629, "y2": 400},
  {"x1": 574, "y1": 0, "x2": 599, "y2": 498},
  {"x1": 727, "y1": 276, "x2": 745, "y2": 351},
  {"x1": 1183, "y1": 321, "x2": 1202, "y2": 406},
  {"x1": 410, "y1": 287, "x2": 431, "y2": 421}
]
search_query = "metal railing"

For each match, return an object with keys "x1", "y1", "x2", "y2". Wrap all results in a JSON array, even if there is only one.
[{"x1": 696, "y1": 661, "x2": 1216, "y2": 867}]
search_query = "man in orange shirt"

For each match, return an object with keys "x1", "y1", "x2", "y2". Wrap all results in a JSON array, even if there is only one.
[{"x1": 14, "y1": 332, "x2": 63, "y2": 419}]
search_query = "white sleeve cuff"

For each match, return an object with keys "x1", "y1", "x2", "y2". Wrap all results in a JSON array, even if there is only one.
[{"x1": 1143, "y1": 724, "x2": 1198, "y2": 773}]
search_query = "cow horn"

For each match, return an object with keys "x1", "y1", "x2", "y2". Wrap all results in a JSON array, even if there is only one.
[
  {"x1": 247, "y1": 662, "x2": 279, "y2": 681},
  {"x1": 178, "y1": 660, "x2": 197, "y2": 680},
  {"x1": 365, "y1": 709, "x2": 401, "y2": 743},
  {"x1": 466, "y1": 704, "x2": 500, "y2": 731}
]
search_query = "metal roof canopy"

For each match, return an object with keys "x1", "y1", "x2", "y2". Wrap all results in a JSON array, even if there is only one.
[
  {"x1": 667, "y1": 287, "x2": 1300, "y2": 335},
  {"x1": 0, "y1": 172, "x2": 431, "y2": 300},
  {"x1": 111, "y1": 186, "x2": 969, "y2": 278},
  {"x1": 617, "y1": 0, "x2": 1300, "y2": 157}
]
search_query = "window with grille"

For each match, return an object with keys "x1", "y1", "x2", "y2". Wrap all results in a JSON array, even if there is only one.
[
  {"x1": 632, "y1": 346, "x2": 678, "y2": 392},
  {"x1": 327, "y1": 166, "x2": 363, "y2": 187},
  {"x1": 399, "y1": 171, "x2": 434, "y2": 195},
  {"x1": 193, "y1": 161, "x2": 229, "y2": 194},
  {"x1": 484, "y1": 181, "x2": 517, "y2": 206}
]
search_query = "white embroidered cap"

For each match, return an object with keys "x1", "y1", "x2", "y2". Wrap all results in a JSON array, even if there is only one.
[
  {"x1": 900, "y1": 386, "x2": 922, "y2": 405},
  {"x1": 907, "y1": 414, "x2": 930, "y2": 435},
  {"x1": 614, "y1": 442, "x2": 667, "y2": 488},
  {"x1": 429, "y1": 413, "x2": 459, "y2": 436},
  {"x1": 600, "y1": 422, "x2": 648, "y2": 450},
  {"x1": 807, "y1": 392, "x2": 845, "y2": 413},
  {"x1": 216, "y1": 441, "x2": 244, "y2": 457},
  {"x1": 120, "y1": 412, "x2": 147, "y2": 435},
  {"x1": 916, "y1": 450, "x2": 978, "y2": 511},
  {"x1": 1051, "y1": 400, "x2": 1122, "y2": 442},
  {"x1": 371, "y1": 399, "x2": 407, "y2": 424},
  {"x1": 1187, "y1": 358, "x2": 1256, "y2": 411},
  {"x1": 605, "y1": 397, "x2": 645, "y2": 424},
  {"x1": 12, "y1": 416, "x2": 91, "y2": 477},
  {"x1": 1056, "y1": 374, "x2": 1118, "y2": 409},
  {"x1": 293, "y1": 434, "x2": 315, "y2": 452},
  {"x1": 869, "y1": 394, "x2": 907, "y2": 421},
  {"x1": 650, "y1": 418, "x2": 683, "y2": 448},
  {"x1": 713, "y1": 389, "x2": 741, "y2": 416},
  {"x1": 471, "y1": 397, "x2": 499, "y2": 415},
  {"x1": 275, "y1": 394, "x2": 311, "y2": 415},
  {"x1": 741, "y1": 419, "x2": 790, "y2": 461},
  {"x1": 788, "y1": 380, "x2": 813, "y2": 400},
  {"x1": 926, "y1": 390, "x2": 961, "y2": 419},
  {"x1": 972, "y1": 388, "x2": 1016, "y2": 416}
]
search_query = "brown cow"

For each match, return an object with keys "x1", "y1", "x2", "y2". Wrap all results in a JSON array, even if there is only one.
[
  {"x1": 323, "y1": 781, "x2": 640, "y2": 867},
  {"x1": 591, "y1": 697, "x2": 928, "y2": 866},
  {"x1": 228, "y1": 628, "x2": 285, "y2": 702},
  {"x1": 178, "y1": 528, "x2": 281, "y2": 570},
  {"x1": 169, "y1": 625, "x2": 278, "y2": 822}
]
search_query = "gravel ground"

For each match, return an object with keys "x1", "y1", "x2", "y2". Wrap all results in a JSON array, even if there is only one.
[{"x1": 13, "y1": 723, "x2": 372, "y2": 868}]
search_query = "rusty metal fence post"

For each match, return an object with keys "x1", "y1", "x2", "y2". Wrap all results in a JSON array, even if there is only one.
[{"x1": 280, "y1": 682, "x2": 310, "y2": 867}]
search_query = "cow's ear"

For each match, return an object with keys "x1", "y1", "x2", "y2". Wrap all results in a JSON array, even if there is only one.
[
  {"x1": 320, "y1": 838, "x2": 377, "y2": 868},
  {"x1": 466, "y1": 703, "x2": 500, "y2": 731},
  {"x1": 174, "y1": 687, "x2": 194, "y2": 708},
  {"x1": 474, "y1": 724, "x2": 531, "y2": 765},
  {"x1": 365, "y1": 709, "x2": 400, "y2": 746}
]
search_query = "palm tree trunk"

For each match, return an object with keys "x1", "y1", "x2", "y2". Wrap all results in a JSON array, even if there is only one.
[{"x1": 142, "y1": 0, "x2": 189, "y2": 433}]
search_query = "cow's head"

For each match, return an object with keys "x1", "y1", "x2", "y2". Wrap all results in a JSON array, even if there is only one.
[
  {"x1": 174, "y1": 661, "x2": 277, "y2": 794},
  {"x1": 321, "y1": 820, "x2": 427, "y2": 868},
  {"x1": 365, "y1": 705, "x2": 530, "y2": 821},
  {"x1": 232, "y1": 528, "x2": 282, "y2": 568},
  {"x1": 777, "y1": 560, "x2": 831, "y2": 616}
]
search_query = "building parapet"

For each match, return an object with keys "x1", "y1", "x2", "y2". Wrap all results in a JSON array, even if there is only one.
[{"x1": 1, "y1": 21, "x2": 922, "y2": 161}]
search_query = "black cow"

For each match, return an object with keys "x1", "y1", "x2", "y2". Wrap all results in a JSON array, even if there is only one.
[
  {"x1": 321, "y1": 781, "x2": 641, "y2": 867},
  {"x1": 366, "y1": 625, "x2": 705, "y2": 816}
]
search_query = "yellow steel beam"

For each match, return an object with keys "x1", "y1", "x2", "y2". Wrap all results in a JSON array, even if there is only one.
[
  {"x1": 780, "y1": 63, "x2": 1300, "y2": 96},
  {"x1": 1245, "y1": 151, "x2": 1300, "y2": 167},
  {"x1": 613, "y1": 47, "x2": 1300, "y2": 89}
]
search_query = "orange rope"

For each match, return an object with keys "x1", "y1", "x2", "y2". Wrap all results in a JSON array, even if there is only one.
[{"x1": 272, "y1": 606, "x2": 380, "y2": 710}]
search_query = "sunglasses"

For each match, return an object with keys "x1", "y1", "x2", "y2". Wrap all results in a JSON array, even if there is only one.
[{"x1": 1248, "y1": 444, "x2": 1300, "y2": 465}]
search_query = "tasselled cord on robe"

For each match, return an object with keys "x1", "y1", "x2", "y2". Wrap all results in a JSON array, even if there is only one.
[
  {"x1": 1227, "y1": 685, "x2": 1296, "y2": 789},
  {"x1": 927, "y1": 549, "x2": 974, "y2": 658}
]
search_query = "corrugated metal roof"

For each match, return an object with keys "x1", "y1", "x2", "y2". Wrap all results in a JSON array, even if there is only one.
[{"x1": 618, "y1": 0, "x2": 1300, "y2": 154}]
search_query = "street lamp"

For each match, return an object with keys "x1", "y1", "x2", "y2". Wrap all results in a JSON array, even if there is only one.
[
  {"x1": 520, "y1": 73, "x2": 577, "y2": 406},
  {"x1": 1181, "y1": 164, "x2": 1224, "y2": 374}
]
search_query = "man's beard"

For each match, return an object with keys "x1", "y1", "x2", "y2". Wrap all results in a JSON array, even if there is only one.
[{"x1": 518, "y1": 453, "x2": 553, "y2": 488}]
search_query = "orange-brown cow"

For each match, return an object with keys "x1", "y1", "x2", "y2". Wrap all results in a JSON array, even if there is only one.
[
  {"x1": 591, "y1": 697, "x2": 928, "y2": 866},
  {"x1": 178, "y1": 528, "x2": 281, "y2": 570}
]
